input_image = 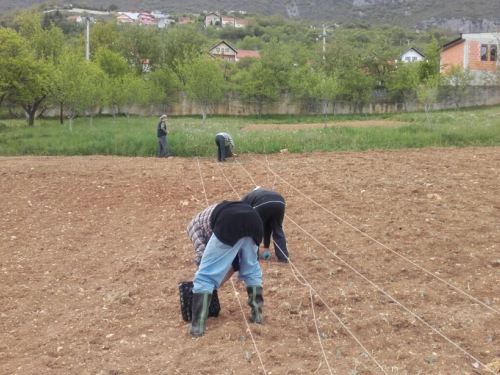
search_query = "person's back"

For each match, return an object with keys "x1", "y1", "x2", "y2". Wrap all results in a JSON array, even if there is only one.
[{"x1": 242, "y1": 188, "x2": 289, "y2": 263}]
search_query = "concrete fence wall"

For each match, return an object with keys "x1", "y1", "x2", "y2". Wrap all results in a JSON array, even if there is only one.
[
  {"x1": 146, "y1": 86, "x2": 500, "y2": 117},
  {"x1": 43, "y1": 86, "x2": 500, "y2": 118}
]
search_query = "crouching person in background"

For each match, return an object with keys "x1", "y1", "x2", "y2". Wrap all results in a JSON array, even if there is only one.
[{"x1": 189, "y1": 201, "x2": 264, "y2": 337}]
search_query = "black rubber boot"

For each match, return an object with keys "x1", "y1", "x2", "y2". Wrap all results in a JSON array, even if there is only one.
[
  {"x1": 246, "y1": 286, "x2": 264, "y2": 324},
  {"x1": 188, "y1": 292, "x2": 212, "y2": 337}
]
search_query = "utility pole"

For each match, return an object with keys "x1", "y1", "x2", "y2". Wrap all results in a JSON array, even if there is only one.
[
  {"x1": 85, "y1": 16, "x2": 90, "y2": 62},
  {"x1": 322, "y1": 24, "x2": 326, "y2": 61}
]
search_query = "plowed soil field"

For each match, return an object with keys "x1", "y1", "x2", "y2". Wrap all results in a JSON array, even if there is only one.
[{"x1": 1, "y1": 147, "x2": 500, "y2": 375}]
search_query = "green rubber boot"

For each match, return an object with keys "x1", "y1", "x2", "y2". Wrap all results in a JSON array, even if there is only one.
[
  {"x1": 247, "y1": 286, "x2": 264, "y2": 324},
  {"x1": 188, "y1": 292, "x2": 212, "y2": 337}
]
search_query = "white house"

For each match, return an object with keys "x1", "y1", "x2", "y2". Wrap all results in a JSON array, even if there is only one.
[{"x1": 400, "y1": 47, "x2": 425, "y2": 63}]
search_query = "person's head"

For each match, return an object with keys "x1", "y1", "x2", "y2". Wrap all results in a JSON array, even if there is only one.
[{"x1": 161, "y1": 114, "x2": 167, "y2": 120}]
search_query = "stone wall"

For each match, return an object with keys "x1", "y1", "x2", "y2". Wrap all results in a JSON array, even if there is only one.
[
  {"x1": 157, "y1": 86, "x2": 500, "y2": 116},
  {"x1": 44, "y1": 86, "x2": 500, "y2": 118}
]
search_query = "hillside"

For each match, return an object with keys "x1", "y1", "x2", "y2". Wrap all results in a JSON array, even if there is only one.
[{"x1": 1, "y1": 0, "x2": 500, "y2": 31}]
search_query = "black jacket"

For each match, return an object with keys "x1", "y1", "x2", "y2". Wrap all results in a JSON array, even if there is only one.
[{"x1": 210, "y1": 201, "x2": 263, "y2": 247}]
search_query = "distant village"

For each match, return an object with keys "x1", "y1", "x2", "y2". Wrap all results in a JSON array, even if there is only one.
[
  {"x1": 49, "y1": 7, "x2": 260, "y2": 61},
  {"x1": 56, "y1": 7, "x2": 249, "y2": 29}
]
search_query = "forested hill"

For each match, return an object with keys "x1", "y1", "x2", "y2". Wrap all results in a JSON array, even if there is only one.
[{"x1": 1, "y1": 0, "x2": 500, "y2": 32}]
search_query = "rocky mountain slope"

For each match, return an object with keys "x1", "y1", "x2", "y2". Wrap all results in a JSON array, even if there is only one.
[{"x1": 1, "y1": 0, "x2": 499, "y2": 32}]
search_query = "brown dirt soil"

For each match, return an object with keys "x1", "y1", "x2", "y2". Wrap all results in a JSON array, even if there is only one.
[
  {"x1": 243, "y1": 120, "x2": 409, "y2": 131},
  {"x1": 1, "y1": 148, "x2": 500, "y2": 375}
]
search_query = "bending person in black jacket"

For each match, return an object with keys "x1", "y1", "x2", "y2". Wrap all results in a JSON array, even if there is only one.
[
  {"x1": 189, "y1": 201, "x2": 264, "y2": 337},
  {"x1": 242, "y1": 188, "x2": 289, "y2": 263}
]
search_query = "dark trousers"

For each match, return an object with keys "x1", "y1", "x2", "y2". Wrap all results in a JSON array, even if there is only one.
[
  {"x1": 215, "y1": 134, "x2": 226, "y2": 161},
  {"x1": 158, "y1": 136, "x2": 171, "y2": 157},
  {"x1": 260, "y1": 202, "x2": 288, "y2": 262}
]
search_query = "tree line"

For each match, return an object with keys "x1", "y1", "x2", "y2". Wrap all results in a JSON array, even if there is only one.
[{"x1": 0, "y1": 10, "x2": 486, "y2": 127}]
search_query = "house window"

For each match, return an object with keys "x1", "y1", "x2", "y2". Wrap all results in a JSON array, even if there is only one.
[
  {"x1": 225, "y1": 48, "x2": 229, "y2": 53},
  {"x1": 412, "y1": 56, "x2": 417, "y2": 61},
  {"x1": 491, "y1": 44, "x2": 497, "y2": 61},
  {"x1": 481, "y1": 44, "x2": 488, "y2": 61},
  {"x1": 228, "y1": 57, "x2": 233, "y2": 61},
  {"x1": 216, "y1": 48, "x2": 220, "y2": 52},
  {"x1": 405, "y1": 57, "x2": 410, "y2": 62}
]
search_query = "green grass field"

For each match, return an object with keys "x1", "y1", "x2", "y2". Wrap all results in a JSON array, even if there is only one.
[{"x1": 1, "y1": 107, "x2": 499, "y2": 157}]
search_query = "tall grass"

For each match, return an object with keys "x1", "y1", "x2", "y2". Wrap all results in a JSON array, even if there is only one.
[{"x1": 1, "y1": 107, "x2": 499, "y2": 157}]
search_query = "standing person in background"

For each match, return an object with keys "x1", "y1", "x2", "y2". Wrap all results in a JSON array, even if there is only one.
[
  {"x1": 157, "y1": 114, "x2": 172, "y2": 158},
  {"x1": 215, "y1": 132, "x2": 236, "y2": 162},
  {"x1": 242, "y1": 187, "x2": 289, "y2": 263}
]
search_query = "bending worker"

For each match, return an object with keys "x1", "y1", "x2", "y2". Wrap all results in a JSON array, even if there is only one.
[
  {"x1": 187, "y1": 201, "x2": 264, "y2": 337},
  {"x1": 215, "y1": 132, "x2": 235, "y2": 162},
  {"x1": 242, "y1": 187, "x2": 289, "y2": 263}
]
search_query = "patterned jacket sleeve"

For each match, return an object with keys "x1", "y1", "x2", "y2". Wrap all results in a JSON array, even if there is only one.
[{"x1": 186, "y1": 204, "x2": 216, "y2": 266}]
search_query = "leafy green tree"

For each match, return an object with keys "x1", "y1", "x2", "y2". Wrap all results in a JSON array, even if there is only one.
[
  {"x1": 160, "y1": 26, "x2": 206, "y2": 80},
  {"x1": 420, "y1": 36, "x2": 441, "y2": 81},
  {"x1": 15, "y1": 10, "x2": 64, "y2": 62},
  {"x1": 232, "y1": 60, "x2": 280, "y2": 115},
  {"x1": 182, "y1": 57, "x2": 224, "y2": 125},
  {"x1": 361, "y1": 37, "x2": 398, "y2": 87},
  {"x1": 0, "y1": 27, "x2": 29, "y2": 107},
  {"x1": 236, "y1": 36, "x2": 265, "y2": 51},
  {"x1": 90, "y1": 21, "x2": 119, "y2": 55},
  {"x1": 93, "y1": 46, "x2": 129, "y2": 78},
  {"x1": 117, "y1": 25, "x2": 161, "y2": 76},
  {"x1": 416, "y1": 75, "x2": 441, "y2": 122},
  {"x1": 146, "y1": 65, "x2": 180, "y2": 116},
  {"x1": 80, "y1": 61, "x2": 108, "y2": 126},
  {"x1": 115, "y1": 74, "x2": 148, "y2": 120},
  {"x1": 442, "y1": 66, "x2": 474, "y2": 108},
  {"x1": 53, "y1": 48, "x2": 89, "y2": 131},
  {"x1": 9, "y1": 58, "x2": 54, "y2": 126},
  {"x1": 387, "y1": 62, "x2": 421, "y2": 111}
]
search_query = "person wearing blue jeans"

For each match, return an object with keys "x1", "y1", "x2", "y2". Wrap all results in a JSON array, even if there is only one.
[{"x1": 189, "y1": 201, "x2": 264, "y2": 337}]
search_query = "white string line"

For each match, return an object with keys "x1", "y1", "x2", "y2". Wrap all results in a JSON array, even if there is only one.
[
  {"x1": 196, "y1": 157, "x2": 209, "y2": 207},
  {"x1": 212, "y1": 159, "x2": 267, "y2": 374},
  {"x1": 238, "y1": 158, "x2": 495, "y2": 374},
  {"x1": 250, "y1": 155, "x2": 500, "y2": 316},
  {"x1": 284, "y1": 214, "x2": 494, "y2": 373},
  {"x1": 234, "y1": 160, "x2": 386, "y2": 374}
]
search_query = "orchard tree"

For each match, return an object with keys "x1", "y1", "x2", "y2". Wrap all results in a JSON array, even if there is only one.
[
  {"x1": 182, "y1": 56, "x2": 224, "y2": 125},
  {"x1": 116, "y1": 74, "x2": 148, "y2": 120},
  {"x1": 232, "y1": 60, "x2": 280, "y2": 115},
  {"x1": 442, "y1": 66, "x2": 474, "y2": 108},
  {"x1": 420, "y1": 36, "x2": 441, "y2": 81},
  {"x1": 146, "y1": 65, "x2": 180, "y2": 116},
  {"x1": 15, "y1": 10, "x2": 64, "y2": 62},
  {"x1": 117, "y1": 25, "x2": 161, "y2": 76},
  {"x1": 387, "y1": 61, "x2": 421, "y2": 111},
  {"x1": 93, "y1": 46, "x2": 129, "y2": 78},
  {"x1": 80, "y1": 62, "x2": 108, "y2": 126},
  {"x1": 0, "y1": 28, "x2": 29, "y2": 107},
  {"x1": 416, "y1": 75, "x2": 441, "y2": 123},
  {"x1": 159, "y1": 25, "x2": 206, "y2": 79},
  {"x1": 54, "y1": 48, "x2": 89, "y2": 131},
  {"x1": 90, "y1": 21, "x2": 120, "y2": 55}
]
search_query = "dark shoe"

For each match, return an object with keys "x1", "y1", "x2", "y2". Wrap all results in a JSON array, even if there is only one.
[
  {"x1": 278, "y1": 258, "x2": 288, "y2": 263},
  {"x1": 247, "y1": 286, "x2": 264, "y2": 324},
  {"x1": 188, "y1": 292, "x2": 212, "y2": 337}
]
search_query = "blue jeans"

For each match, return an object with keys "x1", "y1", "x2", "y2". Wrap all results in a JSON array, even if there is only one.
[{"x1": 193, "y1": 235, "x2": 262, "y2": 293}]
